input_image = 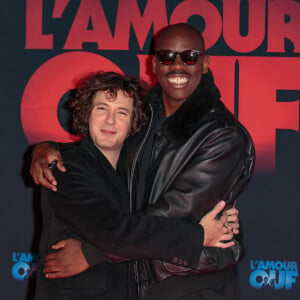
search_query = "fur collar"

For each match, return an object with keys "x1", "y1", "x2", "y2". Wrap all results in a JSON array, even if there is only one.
[{"x1": 149, "y1": 70, "x2": 221, "y2": 143}]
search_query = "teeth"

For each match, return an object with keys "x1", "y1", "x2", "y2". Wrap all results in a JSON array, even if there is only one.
[{"x1": 168, "y1": 77, "x2": 188, "y2": 84}]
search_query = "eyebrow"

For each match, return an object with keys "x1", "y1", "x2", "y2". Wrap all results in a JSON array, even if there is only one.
[{"x1": 94, "y1": 102, "x2": 131, "y2": 113}]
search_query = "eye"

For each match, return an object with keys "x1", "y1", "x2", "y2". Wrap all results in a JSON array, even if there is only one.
[
  {"x1": 118, "y1": 111, "x2": 128, "y2": 116},
  {"x1": 96, "y1": 106, "x2": 106, "y2": 110}
]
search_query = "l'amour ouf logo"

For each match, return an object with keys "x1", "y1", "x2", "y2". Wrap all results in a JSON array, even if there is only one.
[
  {"x1": 11, "y1": 252, "x2": 39, "y2": 281},
  {"x1": 249, "y1": 259, "x2": 298, "y2": 290}
]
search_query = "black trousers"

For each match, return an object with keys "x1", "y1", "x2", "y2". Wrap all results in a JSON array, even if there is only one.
[{"x1": 143, "y1": 268, "x2": 240, "y2": 300}]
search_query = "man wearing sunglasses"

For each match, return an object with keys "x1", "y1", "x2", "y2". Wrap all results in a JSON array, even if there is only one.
[{"x1": 30, "y1": 23, "x2": 254, "y2": 299}]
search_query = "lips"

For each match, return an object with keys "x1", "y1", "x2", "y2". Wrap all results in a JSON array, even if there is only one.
[
  {"x1": 166, "y1": 71, "x2": 191, "y2": 86},
  {"x1": 100, "y1": 129, "x2": 117, "y2": 135}
]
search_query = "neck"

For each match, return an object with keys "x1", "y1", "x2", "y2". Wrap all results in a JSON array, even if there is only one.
[{"x1": 162, "y1": 98, "x2": 186, "y2": 117}]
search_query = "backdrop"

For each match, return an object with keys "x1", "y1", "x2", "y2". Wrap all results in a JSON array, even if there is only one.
[{"x1": 1, "y1": 0, "x2": 299, "y2": 299}]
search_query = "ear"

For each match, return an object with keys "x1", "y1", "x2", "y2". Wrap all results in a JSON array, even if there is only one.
[
  {"x1": 202, "y1": 56, "x2": 210, "y2": 74},
  {"x1": 152, "y1": 56, "x2": 157, "y2": 74}
]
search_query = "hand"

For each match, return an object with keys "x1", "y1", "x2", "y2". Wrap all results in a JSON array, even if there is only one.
[
  {"x1": 200, "y1": 201, "x2": 235, "y2": 248},
  {"x1": 30, "y1": 142, "x2": 66, "y2": 191},
  {"x1": 44, "y1": 239, "x2": 89, "y2": 278},
  {"x1": 222, "y1": 206, "x2": 239, "y2": 235}
]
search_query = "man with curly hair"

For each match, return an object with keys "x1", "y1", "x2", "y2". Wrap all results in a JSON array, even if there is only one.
[{"x1": 35, "y1": 71, "x2": 149, "y2": 299}]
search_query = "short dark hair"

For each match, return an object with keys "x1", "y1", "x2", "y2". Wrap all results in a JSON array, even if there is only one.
[{"x1": 69, "y1": 71, "x2": 148, "y2": 136}]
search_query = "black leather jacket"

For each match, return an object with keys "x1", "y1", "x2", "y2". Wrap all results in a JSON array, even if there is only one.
[{"x1": 128, "y1": 71, "x2": 255, "y2": 286}]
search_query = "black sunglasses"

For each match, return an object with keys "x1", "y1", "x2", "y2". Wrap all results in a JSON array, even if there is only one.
[{"x1": 155, "y1": 50, "x2": 204, "y2": 66}]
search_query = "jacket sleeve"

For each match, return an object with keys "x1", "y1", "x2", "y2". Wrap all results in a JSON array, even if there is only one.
[
  {"x1": 144, "y1": 127, "x2": 253, "y2": 274},
  {"x1": 31, "y1": 141, "x2": 79, "y2": 158},
  {"x1": 48, "y1": 158, "x2": 204, "y2": 269},
  {"x1": 57, "y1": 141, "x2": 81, "y2": 152},
  {"x1": 81, "y1": 242, "x2": 132, "y2": 266}
]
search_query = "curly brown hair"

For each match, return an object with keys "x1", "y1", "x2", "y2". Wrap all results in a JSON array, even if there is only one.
[{"x1": 69, "y1": 71, "x2": 149, "y2": 137}]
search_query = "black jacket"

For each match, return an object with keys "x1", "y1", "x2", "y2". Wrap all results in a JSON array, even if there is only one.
[
  {"x1": 35, "y1": 137, "x2": 206, "y2": 299},
  {"x1": 129, "y1": 71, "x2": 255, "y2": 297}
]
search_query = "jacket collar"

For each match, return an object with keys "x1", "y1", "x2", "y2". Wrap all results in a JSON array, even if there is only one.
[{"x1": 148, "y1": 70, "x2": 221, "y2": 143}]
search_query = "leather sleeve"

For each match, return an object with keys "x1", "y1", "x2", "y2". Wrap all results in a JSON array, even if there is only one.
[{"x1": 48, "y1": 156, "x2": 204, "y2": 268}]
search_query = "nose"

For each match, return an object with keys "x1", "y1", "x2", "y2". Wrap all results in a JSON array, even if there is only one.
[
  {"x1": 172, "y1": 53, "x2": 185, "y2": 67},
  {"x1": 105, "y1": 110, "x2": 116, "y2": 125}
]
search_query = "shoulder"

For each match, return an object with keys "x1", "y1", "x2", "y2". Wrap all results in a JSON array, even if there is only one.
[
  {"x1": 201, "y1": 103, "x2": 255, "y2": 165},
  {"x1": 206, "y1": 101, "x2": 253, "y2": 142},
  {"x1": 185, "y1": 104, "x2": 255, "y2": 164},
  {"x1": 53, "y1": 138, "x2": 99, "y2": 180},
  {"x1": 61, "y1": 142, "x2": 89, "y2": 166}
]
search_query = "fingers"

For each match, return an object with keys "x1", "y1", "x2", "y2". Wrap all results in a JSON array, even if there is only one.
[
  {"x1": 43, "y1": 171, "x2": 56, "y2": 185},
  {"x1": 44, "y1": 261, "x2": 86, "y2": 278},
  {"x1": 30, "y1": 160, "x2": 57, "y2": 191},
  {"x1": 42, "y1": 164, "x2": 57, "y2": 185},
  {"x1": 45, "y1": 253, "x2": 57, "y2": 266},
  {"x1": 44, "y1": 264, "x2": 60, "y2": 274},
  {"x1": 226, "y1": 221, "x2": 239, "y2": 230},
  {"x1": 221, "y1": 223, "x2": 232, "y2": 236},
  {"x1": 51, "y1": 239, "x2": 69, "y2": 250},
  {"x1": 221, "y1": 206, "x2": 240, "y2": 235},
  {"x1": 222, "y1": 219, "x2": 239, "y2": 235},
  {"x1": 206, "y1": 227, "x2": 235, "y2": 248},
  {"x1": 213, "y1": 229, "x2": 235, "y2": 248},
  {"x1": 45, "y1": 247, "x2": 67, "y2": 264},
  {"x1": 44, "y1": 264, "x2": 72, "y2": 278},
  {"x1": 226, "y1": 226, "x2": 239, "y2": 235},
  {"x1": 222, "y1": 208, "x2": 239, "y2": 224},
  {"x1": 30, "y1": 163, "x2": 42, "y2": 185},
  {"x1": 223, "y1": 207, "x2": 239, "y2": 217},
  {"x1": 226, "y1": 222, "x2": 239, "y2": 235},
  {"x1": 208, "y1": 201, "x2": 226, "y2": 220},
  {"x1": 39, "y1": 177, "x2": 57, "y2": 191},
  {"x1": 222, "y1": 215, "x2": 239, "y2": 228},
  {"x1": 30, "y1": 143, "x2": 65, "y2": 190},
  {"x1": 215, "y1": 240, "x2": 235, "y2": 248},
  {"x1": 200, "y1": 201, "x2": 240, "y2": 248},
  {"x1": 45, "y1": 271, "x2": 66, "y2": 279},
  {"x1": 44, "y1": 253, "x2": 69, "y2": 276},
  {"x1": 44, "y1": 256, "x2": 61, "y2": 275},
  {"x1": 226, "y1": 215, "x2": 239, "y2": 224},
  {"x1": 56, "y1": 160, "x2": 67, "y2": 172}
]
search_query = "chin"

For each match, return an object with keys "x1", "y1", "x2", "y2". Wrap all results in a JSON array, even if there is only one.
[{"x1": 167, "y1": 95, "x2": 189, "y2": 103}]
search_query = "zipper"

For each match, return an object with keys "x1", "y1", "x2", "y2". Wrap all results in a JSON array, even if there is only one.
[{"x1": 133, "y1": 261, "x2": 139, "y2": 297}]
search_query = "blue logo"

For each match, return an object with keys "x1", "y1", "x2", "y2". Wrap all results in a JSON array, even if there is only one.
[
  {"x1": 249, "y1": 259, "x2": 298, "y2": 290},
  {"x1": 11, "y1": 252, "x2": 39, "y2": 281}
]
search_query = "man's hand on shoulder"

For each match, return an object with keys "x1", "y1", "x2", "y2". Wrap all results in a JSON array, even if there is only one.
[{"x1": 30, "y1": 142, "x2": 66, "y2": 191}]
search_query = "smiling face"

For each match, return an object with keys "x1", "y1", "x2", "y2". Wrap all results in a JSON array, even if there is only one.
[
  {"x1": 152, "y1": 24, "x2": 210, "y2": 116},
  {"x1": 89, "y1": 90, "x2": 133, "y2": 165}
]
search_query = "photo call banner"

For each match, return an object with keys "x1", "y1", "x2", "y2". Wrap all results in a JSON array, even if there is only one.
[{"x1": 1, "y1": 0, "x2": 299, "y2": 299}]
